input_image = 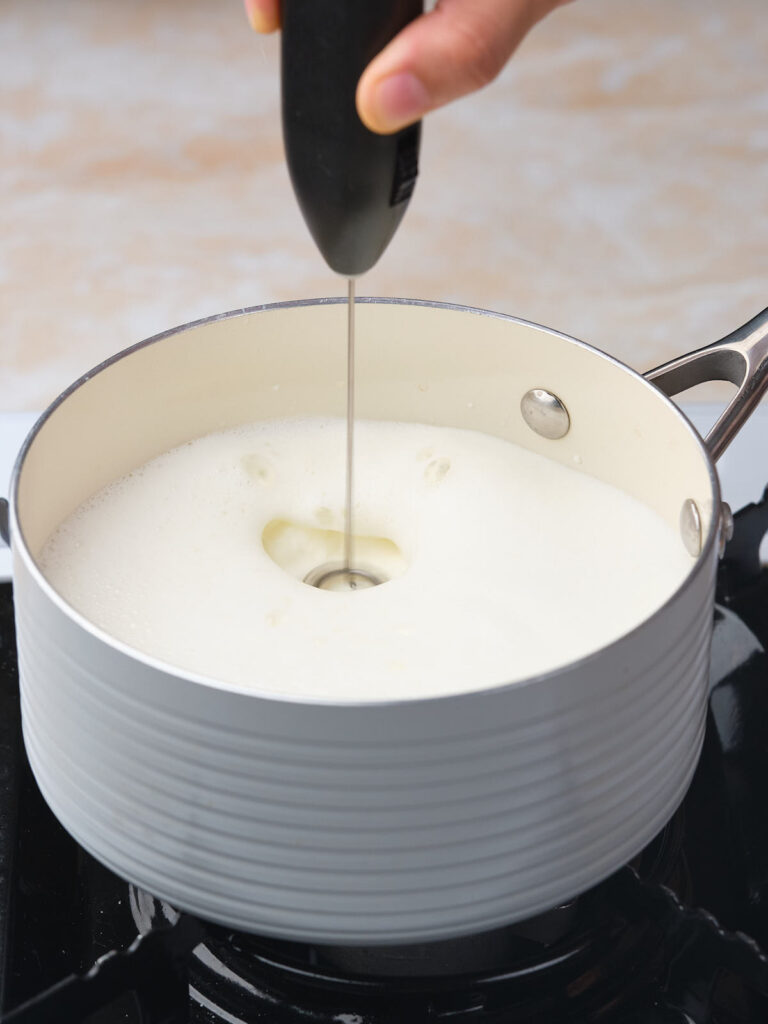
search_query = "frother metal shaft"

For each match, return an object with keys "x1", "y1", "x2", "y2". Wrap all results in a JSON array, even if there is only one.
[
  {"x1": 345, "y1": 277, "x2": 356, "y2": 573},
  {"x1": 302, "y1": 280, "x2": 383, "y2": 592}
]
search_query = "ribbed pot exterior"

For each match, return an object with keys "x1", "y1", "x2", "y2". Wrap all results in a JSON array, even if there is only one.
[
  {"x1": 14, "y1": 540, "x2": 715, "y2": 944},
  {"x1": 10, "y1": 300, "x2": 722, "y2": 944}
]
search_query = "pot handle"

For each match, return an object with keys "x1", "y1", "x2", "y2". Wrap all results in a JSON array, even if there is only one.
[{"x1": 644, "y1": 307, "x2": 768, "y2": 463}]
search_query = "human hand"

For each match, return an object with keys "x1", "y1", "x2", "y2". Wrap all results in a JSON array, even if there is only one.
[{"x1": 244, "y1": 0, "x2": 572, "y2": 134}]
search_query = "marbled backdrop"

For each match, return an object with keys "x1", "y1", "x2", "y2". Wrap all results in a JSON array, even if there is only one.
[{"x1": 1, "y1": 0, "x2": 766, "y2": 410}]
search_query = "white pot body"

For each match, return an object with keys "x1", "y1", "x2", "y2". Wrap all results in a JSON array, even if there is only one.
[{"x1": 10, "y1": 300, "x2": 721, "y2": 944}]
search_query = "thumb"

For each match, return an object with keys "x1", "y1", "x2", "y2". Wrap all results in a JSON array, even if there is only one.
[{"x1": 357, "y1": 0, "x2": 568, "y2": 134}]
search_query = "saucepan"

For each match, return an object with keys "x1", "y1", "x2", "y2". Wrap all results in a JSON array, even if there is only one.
[{"x1": 4, "y1": 299, "x2": 768, "y2": 945}]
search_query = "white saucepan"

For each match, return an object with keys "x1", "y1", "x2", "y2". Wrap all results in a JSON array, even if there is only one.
[{"x1": 5, "y1": 299, "x2": 768, "y2": 944}]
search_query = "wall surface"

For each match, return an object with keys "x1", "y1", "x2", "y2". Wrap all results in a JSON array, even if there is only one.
[{"x1": 1, "y1": 0, "x2": 766, "y2": 410}]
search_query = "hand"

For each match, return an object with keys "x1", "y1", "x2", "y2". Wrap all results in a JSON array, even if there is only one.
[{"x1": 244, "y1": 0, "x2": 572, "y2": 134}]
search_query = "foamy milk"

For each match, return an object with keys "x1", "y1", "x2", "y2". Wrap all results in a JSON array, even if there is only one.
[{"x1": 39, "y1": 418, "x2": 692, "y2": 701}]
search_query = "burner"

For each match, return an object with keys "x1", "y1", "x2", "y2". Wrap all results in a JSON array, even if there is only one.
[{"x1": 123, "y1": 813, "x2": 686, "y2": 1021}]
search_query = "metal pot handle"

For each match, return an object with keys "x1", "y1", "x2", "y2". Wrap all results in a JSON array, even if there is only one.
[{"x1": 644, "y1": 307, "x2": 768, "y2": 463}]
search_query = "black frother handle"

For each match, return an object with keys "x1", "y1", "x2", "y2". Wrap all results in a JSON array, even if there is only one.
[{"x1": 281, "y1": 0, "x2": 423, "y2": 277}]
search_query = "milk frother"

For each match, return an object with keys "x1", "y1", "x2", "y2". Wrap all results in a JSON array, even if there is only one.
[
  {"x1": 281, "y1": 0, "x2": 423, "y2": 588},
  {"x1": 281, "y1": 0, "x2": 423, "y2": 277}
]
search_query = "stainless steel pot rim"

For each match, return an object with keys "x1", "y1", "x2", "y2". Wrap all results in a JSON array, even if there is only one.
[{"x1": 8, "y1": 297, "x2": 721, "y2": 709}]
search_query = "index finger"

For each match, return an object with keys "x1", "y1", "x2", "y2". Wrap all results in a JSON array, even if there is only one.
[{"x1": 244, "y1": 0, "x2": 281, "y2": 33}]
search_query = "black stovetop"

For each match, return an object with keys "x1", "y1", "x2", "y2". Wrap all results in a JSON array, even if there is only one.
[{"x1": 2, "y1": 490, "x2": 768, "y2": 1023}]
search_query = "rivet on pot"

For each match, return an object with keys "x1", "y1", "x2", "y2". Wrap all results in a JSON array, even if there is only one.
[
  {"x1": 520, "y1": 389, "x2": 570, "y2": 440},
  {"x1": 719, "y1": 501, "x2": 734, "y2": 558},
  {"x1": 680, "y1": 499, "x2": 702, "y2": 557}
]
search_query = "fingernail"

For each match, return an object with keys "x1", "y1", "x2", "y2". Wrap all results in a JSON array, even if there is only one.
[
  {"x1": 366, "y1": 72, "x2": 430, "y2": 132},
  {"x1": 243, "y1": 0, "x2": 274, "y2": 33}
]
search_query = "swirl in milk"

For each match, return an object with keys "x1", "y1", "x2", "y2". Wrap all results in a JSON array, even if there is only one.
[{"x1": 39, "y1": 418, "x2": 691, "y2": 701}]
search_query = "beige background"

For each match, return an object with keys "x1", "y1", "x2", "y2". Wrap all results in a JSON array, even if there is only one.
[{"x1": 1, "y1": 0, "x2": 766, "y2": 411}]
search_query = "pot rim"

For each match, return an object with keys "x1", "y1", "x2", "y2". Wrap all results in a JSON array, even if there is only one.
[{"x1": 8, "y1": 296, "x2": 721, "y2": 708}]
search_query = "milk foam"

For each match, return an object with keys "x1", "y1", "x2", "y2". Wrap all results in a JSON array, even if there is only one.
[{"x1": 39, "y1": 418, "x2": 692, "y2": 701}]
